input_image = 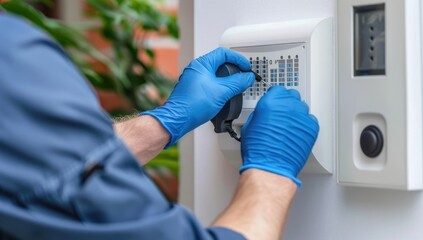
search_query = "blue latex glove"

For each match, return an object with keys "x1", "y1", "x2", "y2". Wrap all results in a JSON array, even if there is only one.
[
  {"x1": 240, "y1": 86, "x2": 319, "y2": 187},
  {"x1": 143, "y1": 47, "x2": 255, "y2": 147}
]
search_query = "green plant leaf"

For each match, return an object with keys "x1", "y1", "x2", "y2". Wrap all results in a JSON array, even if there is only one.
[
  {"x1": 167, "y1": 15, "x2": 180, "y2": 39},
  {"x1": 146, "y1": 145, "x2": 179, "y2": 176},
  {"x1": 2, "y1": 0, "x2": 48, "y2": 26},
  {"x1": 145, "y1": 47, "x2": 155, "y2": 59}
]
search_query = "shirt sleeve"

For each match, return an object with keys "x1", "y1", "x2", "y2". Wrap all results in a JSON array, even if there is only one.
[{"x1": 0, "y1": 14, "x2": 245, "y2": 240}]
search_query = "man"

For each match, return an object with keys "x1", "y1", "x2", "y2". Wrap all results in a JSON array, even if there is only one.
[{"x1": 0, "y1": 14, "x2": 318, "y2": 240}]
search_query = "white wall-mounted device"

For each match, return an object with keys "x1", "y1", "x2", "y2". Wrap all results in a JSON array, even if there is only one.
[
  {"x1": 218, "y1": 18, "x2": 334, "y2": 174},
  {"x1": 338, "y1": 0, "x2": 423, "y2": 190}
]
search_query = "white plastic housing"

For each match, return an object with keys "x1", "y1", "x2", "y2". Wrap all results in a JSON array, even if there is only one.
[
  {"x1": 338, "y1": 0, "x2": 423, "y2": 190},
  {"x1": 218, "y1": 18, "x2": 334, "y2": 174}
]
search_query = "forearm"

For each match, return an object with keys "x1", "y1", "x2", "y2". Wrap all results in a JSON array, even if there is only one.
[
  {"x1": 212, "y1": 169, "x2": 297, "y2": 240},
  {"x1": 114, "y1": 115, "x2": 170, "y2": 165}
]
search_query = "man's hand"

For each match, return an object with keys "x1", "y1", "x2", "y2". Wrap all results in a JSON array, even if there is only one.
[
  {"x1": 241, "y1": 86, "x2": 319, "y2": 187},
  {"x1": 212, "y1": 86, "x2": 319, "y2": 239},
  {"x1": 143, "y1": 47, "x2": 255, "y2": 147}
]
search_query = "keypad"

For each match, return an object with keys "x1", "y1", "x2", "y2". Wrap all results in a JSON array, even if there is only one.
[{"x1": 245, "y1": 55, "x2": 301, "y2": 100}]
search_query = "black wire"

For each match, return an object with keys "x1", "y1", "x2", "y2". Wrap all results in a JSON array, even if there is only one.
[
  {"x1": 224, "y1": 121, "x2": 241, "y2": 142},
  {"x1": 222, "y1": 77, "x2": 269, "y2": 143}
]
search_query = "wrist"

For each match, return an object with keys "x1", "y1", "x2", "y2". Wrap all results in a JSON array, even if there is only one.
[
  {"x1": 141, "y1": 105, "x2": 190, "y2": 148},
  {"x1": 240, "y1": 168, "x2": 298, "y2": 195},
  {"x1": 240, "y1": 164, "x2": 302, "y2": 188}
]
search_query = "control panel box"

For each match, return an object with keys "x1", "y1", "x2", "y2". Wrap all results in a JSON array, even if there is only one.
[
  {"x1": 218, "y1": 18, "x2": 334, "y2": 174},
  {"x1": 338, "y1": 0, "x2": 423, "y2": 190}
]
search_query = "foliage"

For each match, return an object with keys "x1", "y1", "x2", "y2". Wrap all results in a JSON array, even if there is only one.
[
  {"x1": 85, "y1": 0, "x2": 178, "y2": 111},
  {"x1": 147, "y1": 145, "x2": 179, "y2": 177},
  {"x1": 1, "y1": 0, "x2": 180, "y2": 182},
  {"x1": 1, "y1": 0, "x2": 178, "y2": 112}
]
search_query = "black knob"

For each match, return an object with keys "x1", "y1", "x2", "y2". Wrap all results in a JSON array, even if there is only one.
[{"x1": 360, "y1": 125, "x2": 383, "y2": 158}]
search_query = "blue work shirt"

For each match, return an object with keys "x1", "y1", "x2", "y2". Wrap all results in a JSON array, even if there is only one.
[{"x1": 0, "y1": 14, "x2": 245, "y2": 240}]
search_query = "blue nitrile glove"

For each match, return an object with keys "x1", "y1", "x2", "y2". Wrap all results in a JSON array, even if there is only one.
[
  {"x1": 240, "y1": 86, "x2": 319, "y2": 187},
  {"x1": 142, "y1": 47, "x2": 255, "y2": 147}
]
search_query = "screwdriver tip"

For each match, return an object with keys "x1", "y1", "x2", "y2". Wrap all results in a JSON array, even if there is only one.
[{"x1": 250, "y1": 70, "x2": 262, "y2": 82}]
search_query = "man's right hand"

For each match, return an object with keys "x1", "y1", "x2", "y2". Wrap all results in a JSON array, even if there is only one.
[
  {"x1": 142, "y1": 47, "x2": 254, "y2": 148},
  {"x1": 240, "y1": 86, "x2": 319, "y2": 187}
]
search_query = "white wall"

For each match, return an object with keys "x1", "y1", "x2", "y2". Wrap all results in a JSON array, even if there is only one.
[
  {"x1": 180, "y1": 0, "x2": 423, "y2": 239},
  {"x1": 178, "y1": 0, "x2": 195, "y2": 210}
]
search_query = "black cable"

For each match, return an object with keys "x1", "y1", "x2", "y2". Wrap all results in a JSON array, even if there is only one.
[{"x1": 224, "y1": 120, "x2": 241, "y2": 142}]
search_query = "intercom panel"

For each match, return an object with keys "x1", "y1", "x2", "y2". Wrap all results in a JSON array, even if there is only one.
[
  {"x1": 218, "y1": 18, "x2": 334, "y2": 174},
  {"x1": 337, "y1": 0, "x2": 423, "y2": 190}
]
